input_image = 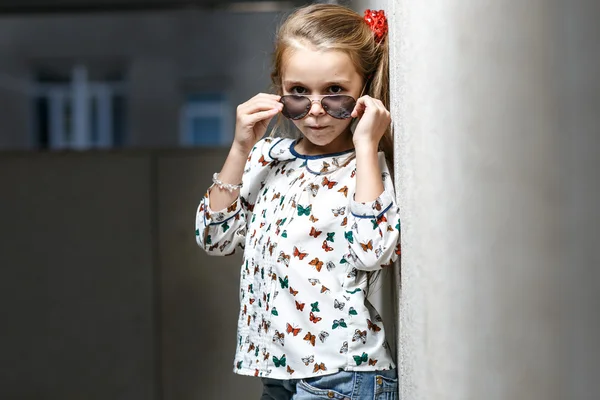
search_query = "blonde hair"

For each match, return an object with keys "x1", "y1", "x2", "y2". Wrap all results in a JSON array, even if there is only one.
[{"x1": 269, "y1": 4, "x2": 393, "y2": 167}]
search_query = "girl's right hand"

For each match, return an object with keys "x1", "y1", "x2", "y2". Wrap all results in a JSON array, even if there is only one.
[{"x1": 233, "y1": 93, "x2": 283, "y2": 154}]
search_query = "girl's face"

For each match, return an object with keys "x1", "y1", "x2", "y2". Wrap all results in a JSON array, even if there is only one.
[{"x1": 281, "y1": 45, "x2": 363, "y2": 154}]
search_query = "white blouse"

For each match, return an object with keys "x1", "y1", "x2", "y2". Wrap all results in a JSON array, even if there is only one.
[{"x1": 195, "y1": 137, "x2": 400, "y2": 380}]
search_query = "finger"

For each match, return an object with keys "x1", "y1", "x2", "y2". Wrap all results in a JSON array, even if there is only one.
[
  {"x1": 351, "y1": 97, "x2": 368, "y2": 118},
  {"x1": 251, "y1": 93, "x2": 282, "y2": 102},
  {"x1": 239, "y1": 101, "x2": 283, "y2": 116},
  {"x1": 244, "y1": 107, "x2": 281, "y2": 126}
]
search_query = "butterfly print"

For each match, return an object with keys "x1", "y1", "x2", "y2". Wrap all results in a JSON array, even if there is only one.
[
  {"x1": 247, "y1": 343, "x2": 255, "y2": 353},
  {"x1": 263, "y1": 350, "x2": 270, "y2": 361},
  {"x1": 352, "y1": 329, "x2": 367, "y2": 344},
  {"x1": 326, "y1": 232, "x2": 335, "y2": 242},
  {"x1": 313, "y1": 362, "x2": 327, "y2": 373},
  {"x1": 360, "y1": 240, "x2": 373, "y2": 252},
  {"x1": 286, "y1": 365, "x2": 295, "y2": 375},
  {"x1": 303, "y1": 332, "x2": 316, "y2": 346},
  {"x1": 272, "y1": 192, "x2": 281, "y2": 201},
  {"x1": 289, "y1": 287, "x2": 299, "y2": 296},
  {"x1": 353, "y1": 352, "x2": 368, "y2": 366},
  {"x1": 395, "y1": 243, "x2": 401, "y2": 256},
  {"x1": 258, "y1": 155, "x2": 269, "y2": 166},
  {"x1": 286, "y1": 323, "x2": 302, "y2": 336},
  {"x1": 372, "y1": 215, "x2": 387, "y2": 229},
  {"x1": 320, "y1": 161, "x2": 330, "y2": 173},
  {"x1": 278, "y1": 275, "x2": 289, "y2": 289},
  {"x1": 337, "y1": 186, "x2": 348, "y2": 197},
  {"x1": 311, "y1": 302, "x2": 320, "y2": 312},
  {"x1": 308, "y1": 257, "x2": 323, "y2": 272},
  {"x1": 227, "y1": 202, "x2": 238, "y2": 213},
  {"x1": 372, "y1": 199, "x2": 382, "y2": 212},
  {"x1": 272, "y1": 331, "x2": 285, "y2": 345},
  {"x1": 348, "y1": 307, "x2": 358, "y2": 316},
  {"x1": 339, "y1": 341, "x2": 348, "y2": 354},
  {"x1": 309, "y1": 227, "x2": 322, "y2": 238},
  {"x1": 308, "y1": 278, "x2": 320, "y2": 286},
  {"x1": 375, "y1": 314, "x2": 383, "y2": 322},
  {"x1": 295, "y1": 300, "x2": 305, "y2": 311},
  {"x1": 332, "y1": 319, "x2": 347, "y2": 329},
  {"x1": 375, "y1": 247, "x2": 383, "y2": 258},
  {"x1": 331, "y1": 207, "x2": 345, "y2": 217},
  {"x1": 326, "y1": 261, "x2": 335, "y2": 271},
  {"x1": 322, "y1": 240, "x2": 334, "y2": 252},
  {"x1": 272, "y1": 354, "x2": 286, "y2": 367},
  {"x1": 322, "y1": 177, "x2": 337, "y2": 189},
  {"x1": 347, "y1": 268, "x2": 357, "y2": 278},
  {"x1": 320, "y1": 285, "x2": 330, "y2": 294},
  {"x1": 240, "y1": 196, "x2": 255, "y2": 212},
  {"x1": 297, "y1": 204, "x2": 311, "y2": 216},
  {"x1": 309, "y1": 312, "x2": 322, "y2": 324},
  {"x1": 341, "y1": 216, "x2": 348, "y2": 226},
  {"x1": 368, "y1": 358, "x2": 378, "y2": 366},
  {"x1": 309, "y1": 215, "x2": 319, "y2": 223},
  {"x1": 278, "y1": 251, "x2": 290, "y2": 266},
  {"x1": 293, "y1": 246, "x2": 308, "y2": 260},
  {"x1": 267, "y1": 241, "x2": 278, "y2": 256},
  {"x1": 318, "y1": 331, "x2": 329, "y2": 343},
  {"x1": 334, "y1": 299, "x2": 345, "y2": 310},
  {"x1": 307, "y1": 183, "x2": 320, "y2": 197},
  {"x1": 302, "y1": 355, "x2": 314, "y2": 366},
  {"x1": 344, "y1": 231, "x2": 353, "y2": 244},
  {"x1": 367, "y1": 319, "x2": 382, "y2": 332},
  {"x1": 351, "y1": 168, "x2": 356, "y2": 178}
]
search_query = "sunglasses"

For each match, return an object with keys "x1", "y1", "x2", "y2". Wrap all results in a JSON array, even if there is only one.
[{"x1": 280, "y1": 94, "x2": 357, "y2": 120}]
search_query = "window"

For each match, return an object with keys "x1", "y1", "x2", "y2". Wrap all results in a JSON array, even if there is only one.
[
  {"x1": 180, "y1": 93, "x2": 232, "y2": 147},
  {"x1": 32, "y1": 64, "x2": 126, "y2": 150}
]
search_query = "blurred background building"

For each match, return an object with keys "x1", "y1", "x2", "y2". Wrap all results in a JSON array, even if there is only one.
[{"x1": 0, "y1": 0, "x2": 314, "y2": 152}]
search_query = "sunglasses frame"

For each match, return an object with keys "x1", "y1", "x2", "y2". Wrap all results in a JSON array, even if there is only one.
[{"x1": 279, "y1": 94, "x2": 357, "y2": 120}]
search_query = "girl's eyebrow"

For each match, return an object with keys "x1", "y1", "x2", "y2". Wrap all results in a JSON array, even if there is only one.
[{"x1": 282, "y1": 80, "x2": 352, "y2": 87}]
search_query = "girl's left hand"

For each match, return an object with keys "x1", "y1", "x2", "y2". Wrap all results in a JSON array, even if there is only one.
[{"x1": 351, "y1": 95, "x2": 391, "y2": 148}]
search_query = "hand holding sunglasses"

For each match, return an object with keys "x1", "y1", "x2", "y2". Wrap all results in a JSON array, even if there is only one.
[{"x1": 350, "y1": 95, "x2": 391, "y2": 148}]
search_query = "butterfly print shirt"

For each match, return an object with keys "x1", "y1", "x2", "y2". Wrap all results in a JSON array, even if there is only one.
[{"x1": 196, "y1": 137, "x2": 400, "y2": 379}]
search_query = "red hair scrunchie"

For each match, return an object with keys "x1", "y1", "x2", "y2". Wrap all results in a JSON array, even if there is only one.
[{"x1": 364, "y1": 9, "x2": 388, "y2": 43}]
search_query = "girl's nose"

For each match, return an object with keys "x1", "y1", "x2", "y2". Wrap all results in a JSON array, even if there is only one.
[{"x1": 307, "y1": 99, "x2": 326, "y2": 117}]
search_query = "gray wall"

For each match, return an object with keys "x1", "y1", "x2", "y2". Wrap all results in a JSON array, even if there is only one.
[
  {"x1": 389, "y1": 0, "x2": 600, "y2": 399},
  {"x1": 0, "y1": 9, "x2": 282, "y2": 150},
  {"x1": 0, "y1": 148, "x2": 262, "y2": 399}
]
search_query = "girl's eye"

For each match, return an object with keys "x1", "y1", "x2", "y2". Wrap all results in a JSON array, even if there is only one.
[
  {"x1": 328, "y1": 85, "x2": 344, "y2": 94},
  {"x1": 290, "y1": 86, "x2": 307, "y2": 94}
]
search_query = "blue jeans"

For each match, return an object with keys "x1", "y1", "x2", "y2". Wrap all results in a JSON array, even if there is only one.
[{"x1": 261, "y1": 369, "x2": 398, "y2": 400}]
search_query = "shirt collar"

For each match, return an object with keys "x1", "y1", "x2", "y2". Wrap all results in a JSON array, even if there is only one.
[{"x1": 266, "y1": 137, "x2": 356, "y2": 175}]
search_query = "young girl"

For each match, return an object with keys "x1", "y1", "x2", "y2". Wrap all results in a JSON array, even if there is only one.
[{"x1": 196, "y1": 4, "x2": 399, "y2": 399}]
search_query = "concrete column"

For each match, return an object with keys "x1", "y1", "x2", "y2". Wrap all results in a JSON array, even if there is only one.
[{"x1": 387, "y1": 0, "x2": 600, "y2": 399}]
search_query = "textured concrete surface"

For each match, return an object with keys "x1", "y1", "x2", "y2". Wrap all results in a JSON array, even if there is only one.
[{"x1": 389, "y1": 0, "x2": 599, "y2": 399}]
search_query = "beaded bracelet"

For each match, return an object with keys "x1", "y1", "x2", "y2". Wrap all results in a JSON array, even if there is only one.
[{"x1": 212, "y1": 172, "x2": 243, "y2": 192}]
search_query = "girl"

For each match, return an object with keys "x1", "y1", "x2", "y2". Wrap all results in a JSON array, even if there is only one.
[{"x1": 196, "y1": 4, "x2": 399, "y2": 399}]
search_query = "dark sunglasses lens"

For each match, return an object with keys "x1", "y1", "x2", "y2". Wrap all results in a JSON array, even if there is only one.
[
  {"x1": 281, "y1": 96, "x2": 311, "y2": 120},
  {"x1": 321, "y1": 95, "x2": 356, "y2": 119}
]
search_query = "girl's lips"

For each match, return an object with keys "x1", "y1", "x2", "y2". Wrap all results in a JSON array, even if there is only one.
[{"x1": 308, "y1": 126, "x2": 327, "y2": 130}]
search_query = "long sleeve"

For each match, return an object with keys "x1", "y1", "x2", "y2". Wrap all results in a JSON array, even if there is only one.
[
  {"x1": 345, "y1": 153, "x2": 400, "y2": 271},
  {"x1": 195, "y1": 138, "x2": 273, "y2": 256}
]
